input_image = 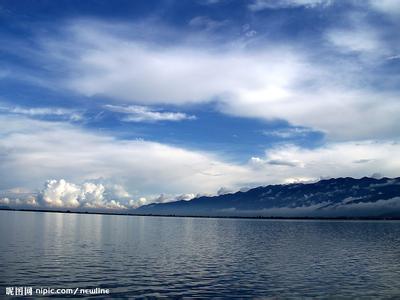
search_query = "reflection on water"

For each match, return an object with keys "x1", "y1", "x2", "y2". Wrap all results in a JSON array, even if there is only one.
[{"x1": 1, "y1": 210, "x2": 400, "y2": 298}]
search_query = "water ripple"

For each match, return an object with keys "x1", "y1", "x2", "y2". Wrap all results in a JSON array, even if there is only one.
[{"x1": 1, "y1": 212, "x2": 400, "y2": 298}]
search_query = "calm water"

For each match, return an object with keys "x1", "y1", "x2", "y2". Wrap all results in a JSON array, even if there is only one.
[{"x1": 1, "y1": 211, "x2": 400, "y2": 298}]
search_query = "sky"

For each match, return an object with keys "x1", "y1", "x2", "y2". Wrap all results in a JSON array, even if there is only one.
[{"x1": 0, "y1": 0, "x2": 399, "y2": 210}]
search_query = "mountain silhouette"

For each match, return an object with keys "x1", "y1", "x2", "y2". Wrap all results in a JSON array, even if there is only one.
[{"x1": 135, "y1": 177, "x2": 400, "y2": 217}]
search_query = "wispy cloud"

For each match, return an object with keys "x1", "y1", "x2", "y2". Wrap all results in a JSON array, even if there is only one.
[
  {"x1": 368, "y1": 0, "x2": 400, "y2": 16},
  {"x1": 325, "y1": 18, "x2": 385, "y2": 57},
  {"x1": 387, "y1": 54, "x2": 400, "y2": 60},
  {"x1": 30, "y1": 20, "x2": 400, "y2": 141},
  {"x1": 262, "y1": 127, "x2": 318, "y2": 138},
  {"x1": 0, "y1": 105, "x2": 83, "y2": 121},
  {"x1": 353, "y1": 159, "x2": 374, "y2": 164},
  {"x1": 250, "y1": 156, "x2": 304, "y2": 168},
  {"x1": 248, "y1": 0, "x2": 332, "y2": 11},
  {"x1": 103, "y1": 104, "x2": 196, "y2": 122},
  {"x1": 188, "y1": 16, "x2": 228, "y2": 31}
]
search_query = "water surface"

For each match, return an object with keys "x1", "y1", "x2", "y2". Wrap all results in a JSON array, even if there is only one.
[{"x1": 1, "y1": 210, "x2": 400, "y2": 298}]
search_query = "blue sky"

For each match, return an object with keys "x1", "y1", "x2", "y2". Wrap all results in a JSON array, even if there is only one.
[{"x1": 0, "y1": 0, "x2": 399, "y2": 210}]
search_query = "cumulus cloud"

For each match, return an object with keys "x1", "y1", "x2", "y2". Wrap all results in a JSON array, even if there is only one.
[
  {"x1": 2, "y1": 179, "x2": 142, "y2": 210},
  {"x1": 0, "y1": 198, "x2": 10, "y2": 205},
  {"x1": 103, "y1": 104, "x2": 195, "y2": 122},
  {"x1": 32, "y1": 179, "x2": 128, "y2": 209},
  {"x1": 40, "y1": 179, "x2": 82, "y2": 208},
  {"x1": 129, "y1": 197, "x2": 147, "y2": 208}
]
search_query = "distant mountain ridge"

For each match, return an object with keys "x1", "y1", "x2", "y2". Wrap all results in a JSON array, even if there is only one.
[{"x1": 135, "y1": 177, "x2": 400, "y2": 217}]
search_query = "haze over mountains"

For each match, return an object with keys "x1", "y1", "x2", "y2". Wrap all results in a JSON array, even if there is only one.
[{"x1": 135, "y1": 177, "x2": 400, "y2": 218}]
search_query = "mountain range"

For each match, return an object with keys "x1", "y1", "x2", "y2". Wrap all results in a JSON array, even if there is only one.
[{"x1": 135, "y1": 177, "x2": 400, "y2": 217}]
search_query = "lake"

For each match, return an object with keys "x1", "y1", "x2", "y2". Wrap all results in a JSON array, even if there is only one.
[{"x1": 1, "y1": 210, "x2": 400, "y2": 298}]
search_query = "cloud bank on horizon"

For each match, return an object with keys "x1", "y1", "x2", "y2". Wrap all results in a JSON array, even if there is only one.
[{"x1": 0, "y1": 0, "x2": 399, "y2": 209}]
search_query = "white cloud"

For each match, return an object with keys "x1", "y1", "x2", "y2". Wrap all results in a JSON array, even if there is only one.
[
  {"x1": 324, "y1": 13, "x2": 389, "y2": 58},
  {"x1": 40, "y1": 179, "x2": 81, "y2": 208},
  {"x1": 1, "y1": 17, "x2": 400, "y2": 206},
  {"x1": 387, "y1": 54, "x2": 400, "y2": 60},
  {"x1": 37, "y1": 179, "x2": 127, "y2": 209},
  {"x1": 321, "y1": 197, "x2": 400, "y2": 217},
  {"x1": 0, "y1": 115, "x2": 250, "y2": 198},
  {"x1": 326, "y1": 27, "x2": 381, "y2": 54},
  {"x1": 223, "y1": 88, "x2": 400, "y2": 141},
  {"x1": 34, "y1": 20, "x2": 400, "y2": 141},
  {"x1": 0, "y1": 198, "x2": 10, "y2": 205},
  {"x1": 249, "y1": 156, "x2": 304, "y2": 168},
  {"x1": 0, "y1": 195, "x2": 37, "y2": 207},
  {"x1": 369, "y1": 0, "x2": 400, "y2": 16},
  {"x1": 0, "y1": 104, "x2": 83, "y2": 121},
  {"x1": 248, "y1": 0, "x2": 332, "y2": 11},
  {"x1": 104, "y1": 104, "x2": 195, "y2": 122},
  {"x1": 250, "y1": 141, "x2": 400, "y2": 181},
  {"x1": 217, "y1": 187, "x2": 233, "y2": 195},
  {"x1": 1, "y1": 179, "x2": 136, "y2": 209},
  {"x1": 324, "y1": 9, "x2": 398, "y2": 59},
  {"x1": 129, "y1": 197, "x2": 147, "y2": 208},
  {"x1": 0, "y1": 114, "x2": 399, "y2": 209},
  {"x1": 175, "y1": 193, "x2": 196, "y2": 201},
  {"x1": 57, "y1": 26, "x2": 302, "y2": 107},
  {"x1": 188, "y1": 16, "x2": 228, "y2": 31},
  {"x1": 262, "y1": 127, "x2": 317, "y2": 138},
  {"x1": 105, "y1": 183, "x2": 131, "y2": 199},
  {"x1": 135, "y1": 192, "x2": 196, "y2": 205}
]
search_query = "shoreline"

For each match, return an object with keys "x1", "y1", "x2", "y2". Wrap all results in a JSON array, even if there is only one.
[{"x1": 0, "y1": 207, "x2": 399, "y2": 221}]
